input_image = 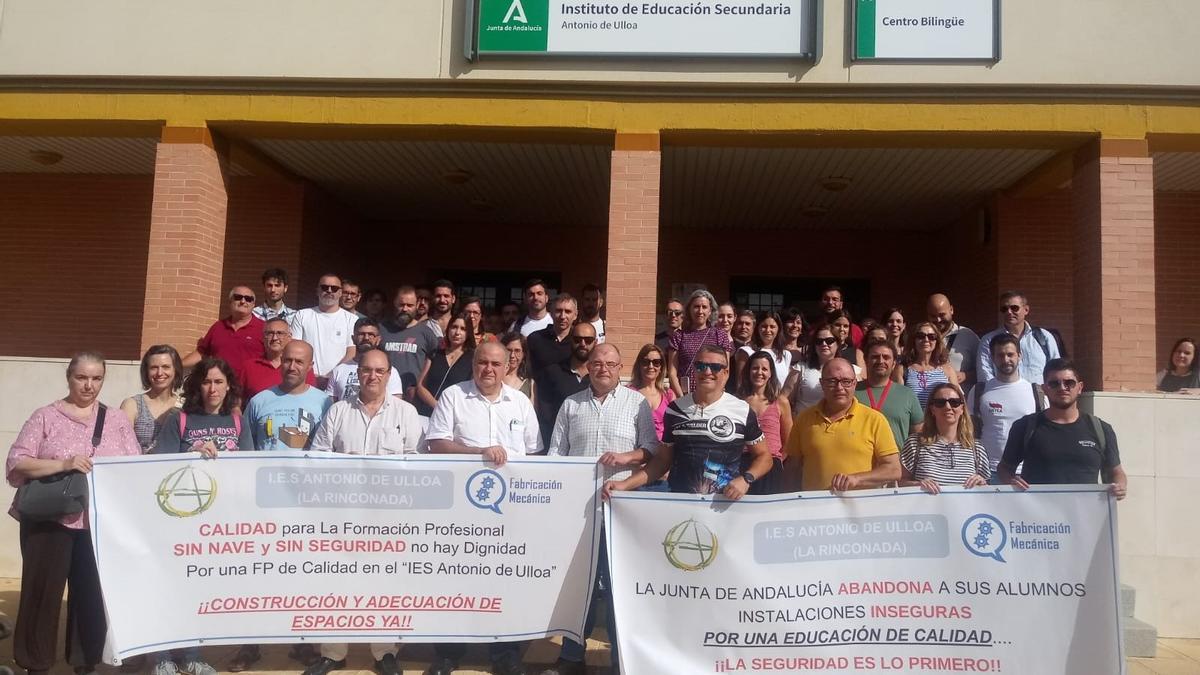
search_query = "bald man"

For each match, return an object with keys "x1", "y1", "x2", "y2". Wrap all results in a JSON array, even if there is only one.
[
  {"x1": 927, "y1": 293, "x2": 979, "y2": 390},
  {"x1": 242, "y1": 340, "x2": 333, "y2": 450}
]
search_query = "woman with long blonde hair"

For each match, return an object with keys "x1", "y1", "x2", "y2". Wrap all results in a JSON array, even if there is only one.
[{"x1": 900, "y1": 382, "x2": 989, "y2": 494}]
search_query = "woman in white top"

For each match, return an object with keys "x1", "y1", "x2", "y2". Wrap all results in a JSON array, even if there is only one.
[
  {"x1": 782, "y1": 326, "x2": 840, "y2": 413},
  {"x1": 734, "y1": 311, "x2": 791, "y2": 389}
]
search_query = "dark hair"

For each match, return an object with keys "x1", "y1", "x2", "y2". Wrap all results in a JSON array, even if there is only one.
[
  {"x1": 582, "y1": 282, "x2": 604, "y2": 296},
  {"x1": 363, "y1": 288, "x2": 386, "y2": 302},
  {"x1": 999, "y1": 290, "x2": 1027, "y2": 305},
  {"x1": 552, "y1": 292, "x2": 577, "y2": 309},
  {"x1": 903, "y1": 321, "x2": 950, "y2": 367},
  {"x1": 1166, "y1": 337, "x2": 1197, "y2": 374},
  {"x1": 317, "y1": 272, "x2": 342, "y2": 286},
  {"x1": 752, "y1": 311, "x2": 787, "y2": 359},
  {"x1": 806, "y1": 324, "x2": 837, "y2": 369},
  {"x1": 460, "y1": 295, "x2": 483, "y2": 310},
  {"x1": 781, "y1": 307, "x2": 805, "y2": 330},
  {"x1": 864, "y1": 339, "x2": 897, "y2": 360},
  {"x1": 448, "y1": 312, "x2": 478, "y2": 351},
  {"x1": 139, "y1": 344, "x2": 184, "y2": 391},
  {"x1": 989, "y1": 334, "x2": 1022, "y2": 356},
  {"x1": 737, "y1": 351, "x2": 780, "y2": 402},
  {"x1": 821, "y1": 285, "x2": 844, "y2": 298},
  {"x1": 341, "y1": 278, "x2": 359, "y2": 288},
  {"x1": 431, "y1": 279, "x2": 455, "y2": 294},
  {"x1": 1043, "y1": 358, "x2": 1080, "y2": 382},
  {"x1": 261, "y1": 268, "x2": 288, "y2": 285},
  {"x1": 666, "y1": 297, "x2": 683, "y2": 308},
  {"x1": 181, "y1": 357, "x2": 240, "y2": 415},
  {"x1": 695, "y1": 344, "x2": 730, "y2": 365},
  {"x1": 523, "y1": 278, "x2": 546, "y2": 294},
  {"x1": 630, "y1": 344, "x2": 668, "y2": 390},
  {"x1": 353, "y1": 316, "x2": 380, "y2": 332},
  {"x1": 499, "y1": 331, "x2": 530, "y2": 379}
]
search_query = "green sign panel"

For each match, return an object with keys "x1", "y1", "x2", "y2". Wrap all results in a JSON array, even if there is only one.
[{"x1": 478, "y1": 0, "x2": 550, "y2": 53}]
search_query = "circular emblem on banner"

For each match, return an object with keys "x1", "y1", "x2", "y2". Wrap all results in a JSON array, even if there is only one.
[
  {"x1": 662, "y1": 518, "x2": 719, "y2": 572},
  {"x1": 707, "y1": 415, "x2": 734, "y2": 440},
  {"x1": 156, "y1": 466, "x2": 218, "y2": 518}
]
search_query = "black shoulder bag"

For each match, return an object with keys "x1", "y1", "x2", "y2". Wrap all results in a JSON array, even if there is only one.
[{"x1": 15, "y1": 404, "x2": 105, "y2": 522}]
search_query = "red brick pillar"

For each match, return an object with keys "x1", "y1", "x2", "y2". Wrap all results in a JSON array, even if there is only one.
[
  {"x1": 140, "y1": 127, "x2": 229, "y2": 354},
  {"x1": 605, "y1": 132, "x2": 661, "y2": 364},
  {"x1": 1071, "y1": 139, "x2": 1156, "y2": 391}
]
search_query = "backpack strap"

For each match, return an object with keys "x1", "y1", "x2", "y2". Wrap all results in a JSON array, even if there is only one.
[
  {"x1": 178, "y1": 410, "x2": 187, "y2": 437},
  {"x1": 234, "y1": 413, "x2": 242, "y2": 438},
  {"x1": 1085, "y1": 414, "x2": 1107, "y2": 455},
  {"x1": 1022, "y1": 410, "x2": 1042, "y2": 459},
  {"x1": 1031, "y1": 382, "x2": 1045, "y2": 413}
]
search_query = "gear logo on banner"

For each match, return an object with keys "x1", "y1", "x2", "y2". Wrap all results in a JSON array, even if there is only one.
[
  {"x1": 663, "y1": 518, "x2": 719, "y2": 572},
  {"x1": 466, "y1": 469, "x2": 507, "y2": 514},
  {"x1": 961, "y1": 513, "x2": 1007, "y2": 562},
  {"x1": 155, "y1": 466, "x2": 218, "y2": 518}
]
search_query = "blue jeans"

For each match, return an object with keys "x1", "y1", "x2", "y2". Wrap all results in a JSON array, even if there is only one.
[{"x1": 560, "y1": 526, "x2": 618, "y2": 670}]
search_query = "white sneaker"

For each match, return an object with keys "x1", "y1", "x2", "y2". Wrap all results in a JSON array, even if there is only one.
[
  {"x1": 179, "y1": 661, "x2": 216, "y2": 675},
  {"x1": 151, "y1": 660, "x2": 178, "y2": 675}
]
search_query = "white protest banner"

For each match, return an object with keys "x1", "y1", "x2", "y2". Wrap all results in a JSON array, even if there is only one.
[
  {"x1": 88, "y1": 452, "x2": 601, "y2": 661},
  {"x1": 607, "y1": 486, "x2": 1122, "y2": 674}
]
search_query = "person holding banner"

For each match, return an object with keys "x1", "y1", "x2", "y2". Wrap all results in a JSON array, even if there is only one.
[
  {"x1": 6, "y1": 352, "x2": 140, "y2": 675},
  {"x1": 604, "y1": 345, "x2": 773, "y2": 499},
  {"x1": 899, "y1": 382, "x2": 990, "y2": 494},
  {"x1": 305, "y1": 347, "x2": 423, "y2": 675},
  {"x1": 426, "y1": 341, "x2": 541, "y2": 675},
  {"x1": 242, "y1": 340, "x2": 333, "y2": 452},
  {"x1": 152, "y1": 357, "x2": 252, "y2": 457},
  {"x1": 785, "y1": 358, "x2": 901, "y2": 492}
]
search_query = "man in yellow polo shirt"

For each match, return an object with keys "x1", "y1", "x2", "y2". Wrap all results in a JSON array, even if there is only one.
[{"x1": 786, "y1": 358, "x2": 901, "y2": 491}]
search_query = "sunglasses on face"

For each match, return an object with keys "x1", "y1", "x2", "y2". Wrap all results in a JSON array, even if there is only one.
[
  {"x1": 571, "y1": 336, "x2": 596, "y2": 344},
  {"x1": 930, "y1": 398, "x2": 964, "y2": 409},
  {"x1": 644, "y1": 358, "x2": 663, "y2": 367},
  {"x1": 667, "y1": 310, "x2": 684, "y2": 316},
  {"x1": 231, "y1": 294, "x2": 255, "y2": 303},
  {"x1": 816, "y1": 336, "x2": 838, "y2": 346},
  {"x1": 1000, "y1": 304, "x2": 1023, "y2": 313},
  {"x1": 693, "y1": 362, "x2": 726, "y2": 374},
  {"x1": 320, "y1": 284, "x2": 341, "y2": 293},
  {"x1": 916, "y1": 333, "x2": 938, "y2": 341},
  {"x1": 1045, "y1": 379, "x2": 1079, "y2": 390}
]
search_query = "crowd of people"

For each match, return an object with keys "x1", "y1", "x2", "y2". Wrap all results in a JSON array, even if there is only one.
[{"x1": 6, "y1": 267, "x2": 1161, "y2": 675}]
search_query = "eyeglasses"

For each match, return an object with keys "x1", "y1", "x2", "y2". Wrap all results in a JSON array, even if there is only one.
[
  {"x1": 263, "y1": 330, "x2": 289, "y2": 338},
  {"x1": 320, "y1": 284, "x2": 341, "y2": 293},
  {"x1": 589, "y1": 361, "x2": 620, "y2": 371},
  {"x1": 231, "y1": 294, "x2": 255, "y2": 303},
  {"x1": 820, "y1": 377, "x2": 856, "y2": 389},
  {"x1": 1000, "y1": 304, "x2": 1023, "y2": 314},
  {"x1": 693, "y1": 362, "x2": 726, "y2": 374},
  {"x1": 342, "y1": 291, "x2": 361, "y2": 298},
  {"x1": 929, "y1": 398, "x2": 964, "y2": 409},
  {"x1": 644, "y1": 358, "x2": 663, "y2": 367},
  {"x1": 816, "y1": 336, "x2": 839, "y2": 346},
  {"x1": 916, "y1": 333, "x2": 938, "y2": 341},
  {"x1": 667, "y1": 310, "x2": 684, "y2": 316},
  {"x1": 1045, "y1": 378, "x2": 1079, "y2": 390},
  {"x1": 571, "y1": 336, "x2": 596, "y2": 344}
]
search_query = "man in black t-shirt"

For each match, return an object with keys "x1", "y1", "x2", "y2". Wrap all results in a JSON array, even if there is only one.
[{"x1": 998, "y1": 358, "x2": 1128, "y2": 499}]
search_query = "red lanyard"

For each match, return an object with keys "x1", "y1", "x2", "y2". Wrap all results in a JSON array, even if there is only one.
[{"x1": 866, "y1": 380, "x2": 893, "y2": 411}]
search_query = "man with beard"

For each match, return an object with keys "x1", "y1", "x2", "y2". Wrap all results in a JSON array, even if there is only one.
[
  {"x1": 999, "y1": 358, "x2": 1127, "y2": 500},
  {"x1": 818, "y1": 286, "x2": 864, "y2": 348},
  {"x1": 288, "y1": 274, "x2": 358, "y2": 384},
  {"x1": 324, "y1": 318, "x2": 403, "y2": 402},
  {"x1": 854, "y1": 341, "x2": 923, "y2": 448},
  {"x1": 966, "y1": 335, "x2": 1045, "y2": 480},
  {"x1": 253, "y1": 267, "x2": 296, "y2": 322},
  {"x1": 580, "y1": 282, "x2": 606, "y2": 343},
  {"x1": 654, "y1": 298, "x2": 685, "y2": 352},
  {"x1": 423, "y1": 279, "x2": 457, "y2": 339},
  {"x1": 513, "y1": 278, "x2": 552, "y2": 336},
  {"x1": 380, "y1": 285, "x2": 440, "y2": 398},
  {"x1": 535, "y1": 321, "x2": 595, "y2": 448},
  {"x1": 927, "y1": 292, "x2": 979, "y2": 390}
]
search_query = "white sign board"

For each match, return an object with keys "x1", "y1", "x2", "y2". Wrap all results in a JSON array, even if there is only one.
[{"x1": 854, "y1": 0, "x2": 999, "y2": 61}]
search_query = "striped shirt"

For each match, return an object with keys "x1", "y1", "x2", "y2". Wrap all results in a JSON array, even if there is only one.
[
  {"x1": 548, "y1": 385, "x2": 659, "y2": 481},
  {"x1": 901, "y1": 436, "x2": 991, "y2": 485}
]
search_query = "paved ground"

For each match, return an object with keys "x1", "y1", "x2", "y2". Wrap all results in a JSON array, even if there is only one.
[{"x1": 0, "y1": 578, "x2": 1193, "y2": 673}]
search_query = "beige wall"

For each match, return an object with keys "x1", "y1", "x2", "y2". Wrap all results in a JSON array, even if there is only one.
[
  {"x1": 1, "y1": 0, "x2": 1198, "y2": 87},
  {"x1": 1082, "y1": 391, "x2": 1200, "y2": 639}
]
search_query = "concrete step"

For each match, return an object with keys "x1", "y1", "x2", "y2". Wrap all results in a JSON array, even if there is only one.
[
  {"x1": 1124, "y1": 616, "x2": 1160, "y2": 659},
  {"x1": 1121, "y1": 583, "x2": 1137, "y2": 617}
]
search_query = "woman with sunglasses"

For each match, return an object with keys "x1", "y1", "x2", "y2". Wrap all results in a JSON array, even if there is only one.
[
  {"x1": 827, "y1": 310, "x2": 866, "y2": 373},
  {"x1": 900, "y1": 382, "x2": 989, "y2": 494},
  {"x1": 629, "y1": 344, "x2": 675, "y2": 441},
  {"x1": 1157, "y1": 337, "x2": 1200, "y2": 393},
  {"x1": 897, "y1": 321, "x2": 959, "y2": 410},
  {"x1": 667, "y1": 289, "x2": 733, "y2": 397},
  {"x1": 414, "y1": 313, "x2": 476, "y2": 417},
  {"x1": 883, "y1": 307, "x2": 908, "y2": 361},
  {"x1": 500, "y1": 332, "x2": 536, "y2": 404},
  {"x1": 737, "y1": 351, "x2": 792, "y2": 494},
  {"x1": 734, "y1": 311, "x2": 791, "y2": 389},
  {"x1": 782, "y1": 326, "x2": 841, "y2": 412}
]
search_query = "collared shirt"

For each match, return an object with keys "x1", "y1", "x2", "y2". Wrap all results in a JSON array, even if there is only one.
[
  {"x1": 548, "y1": 385, "x2": 658, "y2": 481},
  {"x1": 310, "y1": 394, "x2": 424, "y2": 455},
  {"x1": 977, "y1": 323, "x2": 1061, "y2": 384},
  {"x1": 943, "y1": 323, "x2": 980, "y2": 381},
  {"x1": 240, "y1": 356, "x2": 316, "y2": 401},
  {"x1": 196, "y1": 315, "x2": 266, "y2": 377},
  {"x1": 253, "y1": 302, "x2": 296, "y2": 322},
  {"x1": 785, "y1": 398, "x2": 898, "y2": 491},
  {"x1": 426, "y1": 381, "x2": 542, "y2": 458}
]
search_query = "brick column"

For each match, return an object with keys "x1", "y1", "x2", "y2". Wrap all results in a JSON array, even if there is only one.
[
  {"x1": 140, "y1": 127, "x2": 229, "y2": 354},
  {"x1": 1071, "y1": 139, "x2": 1156, "y2": 391},
  {"x1": 605, "y1": 132, "x2": 661, "y2": 364}
]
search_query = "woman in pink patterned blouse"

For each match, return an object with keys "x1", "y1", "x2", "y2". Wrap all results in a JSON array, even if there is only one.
[
  {"x1": 666, "y1": 289, "x2": 734, "y2": 397},
  {"x1": 6, "y1": 352, "x2": 140, "y2": 675}
]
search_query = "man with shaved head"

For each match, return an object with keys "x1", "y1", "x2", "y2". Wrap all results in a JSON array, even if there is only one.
[
  {"x1": 241, "y1": 340, "x2": 333, "y2": 451},
  {"x1": 785, "y1": 358, "x2": 900, "y2": 492},
  {"x1": 927, "y1": 292, "x2": 979, "y2": 390}
]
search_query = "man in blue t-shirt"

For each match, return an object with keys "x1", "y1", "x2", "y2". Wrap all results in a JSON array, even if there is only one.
[{"x1": 243, "y1": 340, "x2": 333, "y2": 451}]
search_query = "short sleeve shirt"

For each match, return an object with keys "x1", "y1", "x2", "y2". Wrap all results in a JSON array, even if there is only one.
[
  {"x1": 1000, "y1": 414, "x2": 1121, "y2": 485},
  {"x1": 669, "y1": 327, "x2": 734, "y2": 385},
  {"x1": 380, "y1": 322, "x2": 440, "y2": 391},
  {"x1": 288, "y1": 308, "x2": 358, "y2": 378},
  {"x1": 196, "y1": 316, "x2": 265, "y2": 377},
  {"x1": 786, "y1": 398, "x2": 899, "y2": 491},
  {"x1": 663, "y1": 392, "x2": 763, "y2": 494},
  {"x1": 855, "y1": 381, "x2": 924, "y2": 448},
  {"x1": 425, "y1": 381, "x2": 542, "y2": 458},
  {"x1": 243, "y1": 386, "x2": 333, "y2": 450},
  {"x1": 325, "y1": 361, "x2": 403, "y2": 402}
]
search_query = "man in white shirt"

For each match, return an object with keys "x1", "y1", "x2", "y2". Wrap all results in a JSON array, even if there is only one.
[
  {"x1": 425, "y1": 341, "x2": 540, "y2": 675},
  {"x1": 976, "y1": 290, "x2": 1061, "y2": 384},
  {"x1": 305, "y1": 348, "x2": 422, "y2": 675},
  {"x1": 512, "y1": 278, "x2": 552, "y2": 336},
  {"x1": 927, "y1": 293, "x2": 980, "y2": 390},
  {"x1": 325, "y1": 319, "x2": 403, "y2": 402},
  {"x1": 546, "y1": 343, "x2": 656, "y2": 675},
  {"x1": 288, "y1": 274, "x2": 357, "y2": 383},
  {"x1": 967, "y1": 334, "x2": 1045, "y2": 481}
]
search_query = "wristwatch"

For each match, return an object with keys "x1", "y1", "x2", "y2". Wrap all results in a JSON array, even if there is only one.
[{"x1": 740, "y1": 471, "x2": 757, "y2": 485}]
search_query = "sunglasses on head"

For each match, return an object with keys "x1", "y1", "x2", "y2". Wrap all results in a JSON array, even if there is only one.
[
  {"x1": 930, "y1": 398, "x2": 964, "y2": 409},
  {"x1": 320, "y1": 284, "x2": 341, "y2": 293},
  {"x1": 231, "y1": 293, "x2": 255, "y2": 303},
  {"x1": 1045, "y1": 378, "x2": 1078, "y2": 390},
  {"x1": 693, "y1": 362, "x2": 725, "y2": 373}
]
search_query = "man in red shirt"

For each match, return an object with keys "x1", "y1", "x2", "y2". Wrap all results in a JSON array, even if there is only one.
[
  {"x1": 183, "y1": 286, "x2": 265, "y2": 377},
  {"x1": 240, "y1": 317, "x2": 315, "y2": 400}
]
